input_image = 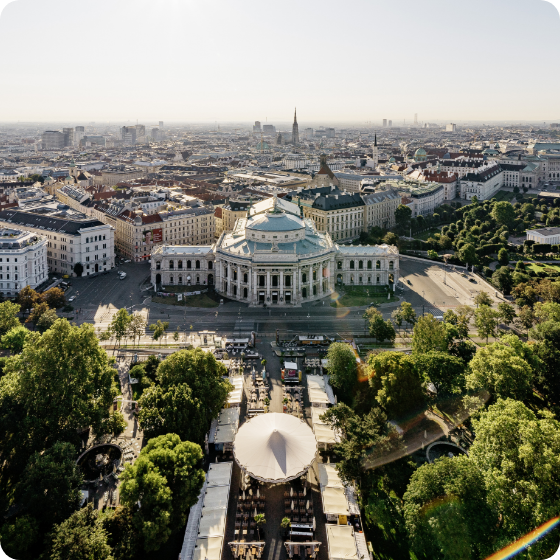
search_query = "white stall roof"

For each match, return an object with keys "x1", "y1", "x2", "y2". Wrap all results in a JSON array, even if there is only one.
[
  {"x1": 308, "y1": 388, "x2": 330, "y2": 404},
  {"x1": 322, "y1": 486, "x2": 349, "y2": 516},
  {"x1": 319, "y1": 464, "x2": 344, "y2": 489},
  {"x1": 215, "y1": 423, "x2": 237, "y2": 444},
  {"x1": 193, "y1": 537, "x2": 223, "y2": 560},
  {"x1": 285, "y1": 361, "x2": 298, "y2": 370},
  {"x1": 198, "y1": 508, "x2": 227, "y2": 538},
  {"x1": 203, "y1": 486, "x2": 229, "y2": 510},
  {"x1": 218, "y1": 408, "x2": 240, "y2": 425},
  {"x1": 327, "y1": 525, "x2": 358, "y2": 560},
  {"x1": 227, "y1": 377, "x2": 243, "y2": 405},
  {"x1": 314, "y1": 423, "x2": 337, "y2": 444},
  {"x1": 307, "y1": 375, "x2": 325, "y2": 390},
  {"x1": 312, "y1": 407, "x2": 328, "y2": 425},
  {"x1": 207, "y1": 462, "x2": 232, "y2": 487}
]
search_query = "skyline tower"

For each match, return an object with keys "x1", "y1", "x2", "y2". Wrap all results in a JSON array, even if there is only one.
[
  {"x1": 371, "y1": 133, "x2": 379, "y2": 168},
  {"x1": 292, "y1": 108, "x2": 299, "y2": 145}
]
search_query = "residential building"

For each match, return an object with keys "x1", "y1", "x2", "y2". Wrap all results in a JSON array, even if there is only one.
[
  {"x1": 459, "y1": 163, "x2": 503, "y2": 200},
  {"x1": 222, "y1": 199, "x2": 252, "y2": 233},
  {"x1": 214, "y1": 206, "x2": 223, "y2": 238},
  {"x1": 0, "y1": 228, "x2": 47, "y2": 296},
  {"x1": 0, "y1": 209, "x2": 115, "y2": 276},
  {"x1": 526, "y1": 227, "x2": 560, "y2": 246}
]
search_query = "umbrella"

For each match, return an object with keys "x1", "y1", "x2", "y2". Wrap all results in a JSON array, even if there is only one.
[
  {"x1": 306, "y1": 500, "x2": 310, "y2": 510},
  {"x1": 303, "y1": 487, "x2": 307, "y2": 497},
  {"x1": 290, "y1": 487, "x2": 293, "y2": 497},
  {"x1": 257, "y1": 488, "x2": 260, "y2": 498},
  {"x1": 243, "y1": 490, "x2": 246, "y2": 500},
  {"x1": 254, "y1": 508, "x2": 257, "y2": 517},
  {"x1": 291, "y1": 500, "x2": 294, "y2": 510},
  {"x1": 249, "y1": 488, "x2": 253, "y2": 496}
]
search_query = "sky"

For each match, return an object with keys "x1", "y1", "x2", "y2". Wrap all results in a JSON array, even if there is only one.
[{"x1": 0, "y1": 0, "x2": 559, "y2": 124}]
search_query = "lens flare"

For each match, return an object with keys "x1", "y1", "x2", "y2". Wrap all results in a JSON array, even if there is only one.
[{"x1": 484, "y1": 517, "x2": 560, "y2": 560}]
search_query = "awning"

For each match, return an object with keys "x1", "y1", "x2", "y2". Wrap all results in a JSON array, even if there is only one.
[
  {"x1": 322, "y1": 487, "x2": 349, "y2": 516},
  {"x1": 198, "y1": 508, "x2": 227, "y2": 538},
  {"x1": 193, "y1": 537, "x2": 223, "y2": 560},
  {"x1": 203, "y1": 486, "x2": 229, "y2": 510},
  {"x1": 326, "y1": 525, "x2": 358, "y2": 560}
]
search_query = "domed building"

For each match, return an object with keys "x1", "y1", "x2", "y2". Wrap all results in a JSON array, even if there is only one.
[
  {"x1": 151, "y1": 196, "x2": 399, "y2": 306},
  {"x1": 414, "y1": 148, "x2": 428, "y2": 162}
]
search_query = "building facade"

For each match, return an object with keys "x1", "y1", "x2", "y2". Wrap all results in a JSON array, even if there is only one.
[
  {"x1": 0, "y1": 228, "x2": 47, "y2": 296},
  {"x1": 150, "y1": 196, "x2": 399, "y2": 306}
]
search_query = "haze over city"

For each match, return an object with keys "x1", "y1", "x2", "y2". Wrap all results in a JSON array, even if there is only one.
[{"x1": 1, "y1": 0, "x2": 560, "y2": 122}]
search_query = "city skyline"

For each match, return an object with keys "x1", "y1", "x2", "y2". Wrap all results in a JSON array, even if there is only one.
[{"x1": 0, "y1": 0, "x2": 559, "y2": 121}]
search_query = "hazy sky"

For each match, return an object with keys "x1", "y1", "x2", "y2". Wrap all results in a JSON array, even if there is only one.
[{"x1": 0, "y1": 0, "x2": 559, "y2": 123}]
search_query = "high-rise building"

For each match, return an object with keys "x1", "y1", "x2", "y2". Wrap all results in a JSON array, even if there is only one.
[
  {"x1": 151, "y1": 128, "x2": 160, "y2": 140},
  {"x1": 371, "y1": 134, "x2": 379, "y2": 168},
  {"x1": 121, "y1": 126, "x2": 137, "y2": 145},
  {"x1": 382, "y1": 119, "x2": 387, "y2": 127},
  {"x1": 326, "y1": 128, "x2": 335, "y2": 138},
  {"x1": 304, "y1": 128, "x2": 313, "y2": 139},
  {"x1": 253, "y1": 121, "x2": 261, "y2": 133},
  {"x1": 446, "y1": 123, "x2": 457, "y2": 132},
  {"x1": 41, "y1": 131, "x2": 65, "y2": 150},
  {"x1": 159, "y1": 121, "x2": 164, "y2": 129},
  {"x1": 136, "y1": 124, "x2": 146, "y2": 138},
  {"x1": 263, "y1": 124, "x2": 276, "y2": 135},
  {"x1": 62, "y1": 128, "x2": 74, "y2": 147},
  {"x1": 74, "y1": 126, "x2": 85, "y2": 146},
  {"x1": 292, "y1": 109, "x2": 299, "y2": 145},
  {"x1": 388, "y1": 120, "x2": 392, "y2": 127},
  {"x1": 414, "y1": 113, "x2": 418, "y2": 125}
]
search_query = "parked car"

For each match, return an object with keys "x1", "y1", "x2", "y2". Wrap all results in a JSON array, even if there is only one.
[
  {"x1": 68, "y1": 296, "x2": 76, "y2": 302},
  {"x1": 119, "y1": 273, "x2": 127, "y2": 280},
  {"x1": 469, "y1": 278, "x2": 477, "y2": 284}
]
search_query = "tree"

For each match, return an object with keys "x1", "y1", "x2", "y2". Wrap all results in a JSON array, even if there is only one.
[
  {"x1": 497, "y1": 302, "x2": 516, "y2": 327},
  {"x1": 368, "y1": 352, "x2": 426, "y2": 418},
  {"x1": 492, "y1": 266, "x2": 513, "y2": 294},
  {"x1": 41, "y1": 286, "x2": 66, "y2": 309},
  {"x1": 73, "y1": 262, "x2": 84, "y2": 277},
  {"x1": 400, "y1": 301, "x2": 417, "y2": 329},
  {"x1": 49, "y1": 504, "x2": 113, "y2": 560},
  {"x1": 470, "y1": 399, "x2": 560, "y2": 556},
  {"x1": 0, "y1": 300, "x2": 21, "y2": 337},
  {"x1": 412, "y1": 314, "x2": 448, "y2": 354},
  {"x1": 497, "y1": 247, "x2": 509, "y2": 266},
  {"x1": 516, "y1": 305, "x2": 536, "y2": 336},
  {"x1": 26, "y1": 301, "x2": 49, "y2": 328},
  {"x1": 474, "y1": 305, "x2": 499, "y2": 343},
  {"x1": 149, "y1": 319, "x2": 169, "y2": 346},
  {"x1": 127, "y1": 312, "x2": 147, "y2": 347},
  {"x1": 324, "y1": 342, "x2": 357, "y2": 401},
  {"x1": 0, "y1": 514, "x2": 40, "y2": 560},
  {"x1": 413, "y1": 351, "x2": 466, "y2": 395},
  {"x1": 458, "y1": 243, "x2": 477, "y2": 266},
  {"x1": 99, "y1": 411, "x2": 127, "y2": 437},
  {"x1": 109, "y1": 308, "x2": 133, "y2": 351},
  {"x1": 473, "y1": 291, "x2": 492, "y2": 307},
  {"x1": 120, "y1": 433, "x2": 205, "y2": 552},
  {"x1": 403, "y1": 456, "x2": 495, "y2": 560},
  {"x1": 491, "y1": 201, "x2": 516, "y2": 227},
  {"x1": 320, "y1": 403, "x2": 390, "y2": 483},
  {"x1": 102, "y1": 506, "x2": 137, "y2": 560},
  {"x1": 364, "y1": 308, "x2": 396, "y2": 343},
  {"x1": 0, "y1": 320, "x2": 116, "y2": 467},
  {"x1": 427, "y1": 249, "x2": 438, "y2": 260},
  {"x1": 394, "y1": 204, "x2": 412, "y2": 233},
  {"x1": 36, "y1": 308, "x2": 59, "y2": 333},
  {"x1": 534, "y1": 301, "x2": 560, "y2": 322},
  {"x1": 465, "y1": 339, "x2": 533, "y2": 399},
  {"x1": 383, "y1": 232, "x2": 399, "y2": 246},
  {"x1": 15, "y1": 441, "x2": 83, "y2": 532},
  {"x1": 17, "y1": 285, "x2": 39, "y2": 315},
  {"x1": 254, "y1": 514, "x2": 266, "y2": 539},
  {"x1": 1, "y1": 325, "x2": 31, "y2": 354},
  {"x1": 138, "y1": 349, "x2": 231, "y2": 444}
]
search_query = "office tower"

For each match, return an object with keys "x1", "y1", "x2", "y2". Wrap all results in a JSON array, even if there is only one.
[
  {"x1": 292, "y1": 109, "x2": 299, "y2": 145},
  {"x1": 121, "y1": 126, "x2": 137, "y2": 145},
  {"x1": 62, "y1": 128, "x2": 74, "y2": 147},
  {"x1": 446, "y1": 123, "x2": 457, "y2": 132},
  {"x1": 263, "y1": 124, "x2": 276, "y2": 135},
  {"x1": 388, "y1": 120, "x2": 392, "y2": 127},
  {"x1": 41, "y1": 131, "x2": 65, "y2": 150},
  {"x1": 253, "y1": 121, "x2": 261, "y2": 133},
  {"x1": 74, "y1": 126, "x2": 85, "y2": 145},
  {"x1": 135, "y1": 124, "x2": 146, "y2": 137},
  {"x1": 159, "y1": 121, "x2": 164, "y2": 129},
  {"x1": 382, "y1": 119, "x2": 387, "y2": 127},
  {"x1": 414, "y1": 113, "x2": 418, "y2": 125},
  {"x1": 326, "y1": 128, "x2": 335, "y2": 138},
  {"x1": 151, "y1": 128, "x2": 160, "y2": 140},
  {"x1": 304, "y1": 128, "x2": 313, "y2": 139}
]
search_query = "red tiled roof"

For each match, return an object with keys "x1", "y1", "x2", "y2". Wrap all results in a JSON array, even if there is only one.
[{"x1": 214, "y1": 207, "x2": 223, "y2": 218}]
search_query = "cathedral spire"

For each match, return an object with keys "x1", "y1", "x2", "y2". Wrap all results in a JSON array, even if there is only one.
[
  {"x1": 294, "y1": 108, "x2": 297, "y2": 124},
  {"x1": 374, "y1": 133, "x2": 377, "y2": 147}
]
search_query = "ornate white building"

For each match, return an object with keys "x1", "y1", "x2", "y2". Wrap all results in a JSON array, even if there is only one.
[{"x1": 151, "y1": 196, "x2": 399, "y2": 306}]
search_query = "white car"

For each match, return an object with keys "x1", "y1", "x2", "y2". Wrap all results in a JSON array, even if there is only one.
[
  {"x1": 119, "y1": 273, "x2": 127, "y2": 280},
  {"x1": 68, "y1": 296, "x2": 76, "y2": 302},
  {"x1": 124, "y1": 260, "x2": 131, "y2": 263}
]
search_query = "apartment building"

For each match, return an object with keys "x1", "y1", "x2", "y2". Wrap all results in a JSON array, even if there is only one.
[
  {"x1": 0, "y1": 210, "x2": 114, "y2": 276},
  {"x1": 222, "y1": 199, "x2": 252, "y2": 233}
]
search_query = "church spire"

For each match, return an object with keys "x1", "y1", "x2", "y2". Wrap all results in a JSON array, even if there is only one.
[
  {"x1": 374, "y1": 133, "x2": 377, "y2": 147},
  {"x1": 294, "y1": 108, "x2": 297, "y2": 124}
]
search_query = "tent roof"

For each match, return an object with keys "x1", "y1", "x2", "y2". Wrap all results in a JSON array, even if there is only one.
[
  {"x1": 207, "y1": 462, "x2": 232, "y2": 487},
  {"x1": 326, "y1": 525, "x2": 358, "y2": 560},
  {"x1": 314, "y1": 423, "x2": 337, "y2": 444},
  {"x1": 215, "y1": 423, "x2": 237, "y2": 444},
  {"x1": 234, "y1": 413, "x2": 317, "y2": 483},
  {"x1": 322, "y1": 486, "x2": 349, "y2": 515},
  {"x1": 193, "y1": 537, "x2": 223, "y2": 560},
  {"x1": 198, "y1": 508, "x2": 227, "y2": 538},
  {"x1": 318, "y1": 464, "x2": 344, "y2": 488},
  {"x1": 203, "y1": 486, "x2": 229, "y2": 510}
]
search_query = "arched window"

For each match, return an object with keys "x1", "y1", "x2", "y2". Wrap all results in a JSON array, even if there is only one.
[
  {"x1": 367, "y1": 260, "x2": 372, "y2": 270},
  {"x1": 313, "y1": 285, "x2": 317, "y2": 296},
  {"x1": 208, "y1": 261, "x2": 213, "y2": 270},
  {"x1": 195, "y1": 260, "x2": 200, "y2": 269},
  {"x1": 243, "y1": 287, "x2": 248, "y2": 298},
  {"x1": 156, "y1": 261, "x2": 161, "y2": 270},
  {"x1": 368, "y1": 276, "x2": 371, "y2": 284},
  {"x1": 350, "y1": 275, "x2": 354, "y2": 284},
  {"x1": 225, "y1": 267, "x2": 228, "y2": 278},
  {"x1": 302, "y1": 287, "x2": 307, "y2": 298},
  {"x1": 170, "y1": 276, "x2": 174, "y2": 284},
  {"x1": 178, "y1": 260, "x2": 183, "y2": 269},
  {"x1": 243, "y1": 273, "x2": 248, "y2": 283},
  {"x1": 313, "y1": 270, "x2": 317, "y2": 281},
  {"x1": 377, "y1": 275, "x2": 380, "y2": 284},
  {"x1": 178, "y1": 276, "x2": 183, "y2": 284},
  {"x1": 376, "y1": 260, "x2": 381, "y2": 270},
  {"x1": 359, "y1": 275, "x2": 362, "y2": 284},
  {"x1": 389, "y1": 261, "x2": 394, "y2": 270},
  {"x1": 169, "y1": 260, "x2": 174, "y2": 269},
  {"x1": 359, "y1": 260, "x2": 363, "y2": 269},
  {"x1": 350, "y1": 260, "x2": 355, "y2": 269},
  {"x1": 302, "y1": 273, "x2": 307, "y2": 283},
  {"x1": 187, "y1": 260, "x2": 192, "y2": 269},
  {"x1": 337, "y1": 261, "x2": 343, "y2": 270}
]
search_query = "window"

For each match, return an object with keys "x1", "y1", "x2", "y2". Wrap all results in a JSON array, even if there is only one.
[
  {"x1": 376, "y1": 260, "x2": 381, "y2": 270},
  {"x1": 302, "y1": 273, "x2": 307, "y2": 283},
  {"x1": 337, "y1": 261, "x2": 342, "y2": 270},
  {"x1": 350, "y1": 260, "x2": 355, "y2": 269},
  {"x1": 367, "y1": 260, "x2": 372, "y2": 270},
  {"x1": 359, "y1": 260, "x2": 363, "y2": 270},
  {"x1": 389, "y1": 261, "x2": 394, "y2": 270}
]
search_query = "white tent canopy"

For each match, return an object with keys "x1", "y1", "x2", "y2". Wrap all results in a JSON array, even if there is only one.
[
  {"x1": 193, "y1": 537, "x2": 223, "y2": 560},
  {"x1": 326, "y1": 525, "x2": 358, "y2": 560},
  {"x1": 234, "y1": 413, "x2": 317, "y2": 483}
]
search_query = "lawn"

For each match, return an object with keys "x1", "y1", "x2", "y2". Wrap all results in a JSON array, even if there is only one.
[
  {"x1": 330, "y1": 285, "x2": 398, "y2": 307},
  {"x1": 413, "y1": 228, "x2": 440, "y2": 241},
  {"x1": 525, "y1": 262, "x2": 560, "y2": 273},
  {"x1": 493, "y1": 190, "x2": 517, "y2": 202},
  {"x1": 152, "y1": 293, "x2": 219, "y2": 308}
]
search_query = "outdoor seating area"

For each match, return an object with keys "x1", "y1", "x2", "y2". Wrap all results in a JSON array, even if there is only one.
[
  {"x1": 284, "y1": 541, "x2": 322, "y2": 559},
  {"x1": 234, "y1": 477, "x2": 266, "y2": 540},
  {"x1": 245, "y1": 370, "x2": 269, "y2": 417},
  {"x1": 283, "y1": 479, "x2": 314, "y2": 524},
  {"x1": 283, "y1": 385, "x2": 304, "y2": 419}
]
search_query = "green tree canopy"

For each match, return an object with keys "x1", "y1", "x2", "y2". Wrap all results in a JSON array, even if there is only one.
[
  {"x1": 17, "y1": 286, "x2": 40, "y2": 314},
  {"x1": 138, "y1": 348, "x2": 230, "y2": 444},
  {"x1": 364, "y1": 307, "x2": 396, "y2": 343},
  {"x1": 413, "y1": 351, "x2": 466, "y2": 395},
  {"x1": 458, "y1": 243, "x2": 477, "y2": 266},
  {"x1": 368, "y1": 352, "x2": 426, "y2": 418},
  {"x1": 324, "y1": 342, "x2": 358, "y2": 401},
  {"x1": 474, "y1": 305, "x2": 499, "y2": 343},
  {"x1": 470, "y1": 399, "x2": 560, "y2": 555},
  {"x1": 119, "y1": 433, "x2": 205, "y2": 552},
  {"x1": 41, "y1": 286, "x2": 66, "y2": 309},
  {"x1": 465, "y1": 338, "x2": 533, "y2": 399},
  {"x1": 403, "y1": 456, "x2": 496, "y2": 560},
  {"x1": 497, "y1": 247, "x2": 509, "y2": 266},
  {"x1": 473, "y1": 291, "x2": 492, "y2": 307},
  {"x1": 491, "y1": 201, "x2": 516, "y2": 227},
  {"x1": 109, "y1": 308, "x2": 133, "y2": 350},
  {"x1": 36, "y1": 308, "x2": 59, "y2": 333},
  {"x1": 497, "y1": 302, "x2": 516, "y2": 326},
  {"x1": 1, "y1": 325, "x2": 31, "y2": 354},
  {"x1": 492, "y1": 266, "x2": 513, "y2": 295},
  {"x1": 394, "y1": 204, "x2": 412, "y2": 232},
  {"x1": 0, "y1": 300, "x2": 21, "y2": 337},
  {"x1": 49, "y1": 504, "x2": 113, "y2": 560},
  {"x1": 412, "y1": 314, "x2": 448, "y2": 354}
]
